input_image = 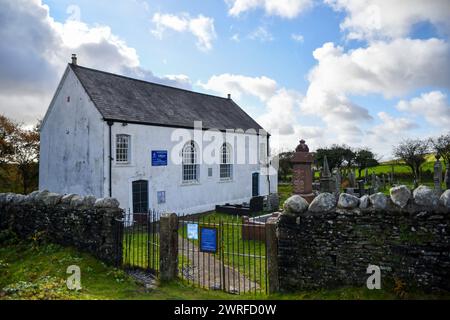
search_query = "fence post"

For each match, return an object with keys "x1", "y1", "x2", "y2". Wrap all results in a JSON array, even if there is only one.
[
  {"x1": 266, "y1": 217, "x2": 279, "y2": 294},
  {"x1": 159, "y1": 213, "x2": 178, "y2": 282}
]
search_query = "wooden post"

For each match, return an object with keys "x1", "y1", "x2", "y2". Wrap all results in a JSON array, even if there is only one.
[
  {"x1": 265, "y1": 217, "x2": 279, "y2": 294},
  {"x1": 159, "y1": 213, "x2": 178, "y2": 282}
]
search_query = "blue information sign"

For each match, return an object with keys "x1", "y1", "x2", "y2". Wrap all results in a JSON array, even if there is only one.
[
  {"x1": 200, "y1": 227, "x2": 217, "y2": 253},
  {"x1": 151, "y1": 150, "x2": 167, "y2": 166}
]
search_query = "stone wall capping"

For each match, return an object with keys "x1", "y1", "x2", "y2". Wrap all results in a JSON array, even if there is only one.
[
  {"x1": 413, "y1": 185, "x2": 440, "y2": 208},
  {"x1": 308, "y1": 193, "x2": 337, "y2": 213},
  {"x1": 0, "y1": 191, "x2": 123, "y2": 265}
]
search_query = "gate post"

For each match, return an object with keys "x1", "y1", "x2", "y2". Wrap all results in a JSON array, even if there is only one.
[
  {"x1": 266, "y1": 217, "x2": 279, "y2": 294},
  {"x1": 159, "y1": 213, "x2": 178, "y2": 282}
]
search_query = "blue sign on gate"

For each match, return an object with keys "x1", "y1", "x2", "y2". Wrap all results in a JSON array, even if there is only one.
[
  {"x1": 200, "y1": 227, "x2": 217, "y2": 253},
  {"x1": 151, "y1": 150, "x2": 167, "y2": 166}
]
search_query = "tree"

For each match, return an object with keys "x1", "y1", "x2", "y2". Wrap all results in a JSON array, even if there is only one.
[
  {"x1": 277, "y1": 151, "x2": 294, "y2": 182},
  {"x1": 430, "y1": 133, "x2": 450, "y2": 166},
  {"x1": 0, "y1": 115, "x2": 40, "y2": 193},
  {"x1": 354, "y1": 148, "x2": 379, "y2": 178},
  {"x1": 393, "y1": 139, "x2": 429, "y2": 181},
  {"x1": 314, "y1": 144, "x2": 355, "y2": 170}
]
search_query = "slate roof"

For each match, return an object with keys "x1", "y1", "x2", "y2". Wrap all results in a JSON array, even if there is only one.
[{"x1": 70, "y1": 64, "x2": 263, "y2": 131}]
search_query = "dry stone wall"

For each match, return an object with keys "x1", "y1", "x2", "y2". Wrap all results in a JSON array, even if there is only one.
[
  {"x1": 0, "y1": 190, "x2": 123, "y2": 265},
  {"x1": 277, "y1": 186, "x2": 450, "y2": 293}
]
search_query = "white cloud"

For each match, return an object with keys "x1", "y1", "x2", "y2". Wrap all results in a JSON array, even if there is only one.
[
  {"x1": 151, "y1": 12, "x2": 217, "y2": 51},
  {"x1": 198, "y1": 73, "x2": 277, "y2": 101},
  {"x1": 325, "y1": 0, "x2": 450, "y2": 41},
  {"x1": 226, "y1": 0, "x2": 313, "y2": 19},
  {"x1": 230, "y1": 33, "x2": 240, "y2": 42},
  {"x1": 0, "y1": 0, "x2": 191, "y2": 124},
  {"x1": 291, "y1": 33, "x2": 304, "y2": 43},
  {"x1": 301, "y1": 38, "x2": 450, "y2": 130},
  {"x1": 257, "y1": 89, "x2": 303, "y2": 135},
  {"x1": 396, "y1": 91, "x2": 450, "y2": 127},
  {"x1": 249, "y1": 26, "x2": 274, "y2": 42}
]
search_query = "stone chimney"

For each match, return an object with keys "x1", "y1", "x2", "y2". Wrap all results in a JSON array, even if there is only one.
[
  {"x1": 71, "y1": 54, "x2": 77, "y2": 65},
  {"x1": 227, "y1": 93, "x2": 231, "y2": 100}
]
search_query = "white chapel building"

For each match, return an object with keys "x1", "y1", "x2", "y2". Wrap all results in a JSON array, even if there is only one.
[{"x1": 39, "y1": 56, "x2": 277, "y2": 215}]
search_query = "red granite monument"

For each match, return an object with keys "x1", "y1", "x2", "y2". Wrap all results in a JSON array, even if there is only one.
[{"x1": 291, "y1": 139, "x2": 315, "y2": 203}]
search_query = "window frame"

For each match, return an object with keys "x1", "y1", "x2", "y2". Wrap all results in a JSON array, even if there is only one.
[
  {"x1": 182, "y1": 140, "x2": 199, "y2": 183},
  {"x1": 115, "y1": 134, "x2": 131, "y2": 164},
  {"x1": 219, "y1": 142, "x2": 233, "y2": 180}
]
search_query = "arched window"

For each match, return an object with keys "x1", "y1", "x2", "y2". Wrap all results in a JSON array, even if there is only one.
[
  {"x1": 220, "y1": 143, "x2": 232, "y2": 179},
  {"x1": 182, "y1": 141, "x2": 198, "y2": 182},
  {"x1": 116, "y1": 134, "x2": 131, "y2": 163}
]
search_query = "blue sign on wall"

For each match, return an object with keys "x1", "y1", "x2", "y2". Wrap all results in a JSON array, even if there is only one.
[
  {"x1": 200, "y1": 227, "x2": 217, "y2": 253},
  {"x1": 152, "y1": 150, "x2": 167, "y2": 166}
]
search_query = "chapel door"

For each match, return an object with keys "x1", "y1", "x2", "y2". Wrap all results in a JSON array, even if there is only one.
[{"x1": 252, "y1": 172, "x2": 259, "y2": 197}]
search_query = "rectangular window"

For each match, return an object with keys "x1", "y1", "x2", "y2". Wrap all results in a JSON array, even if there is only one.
[
  {"x1": 183, "y1": 164, "x2": 198, "y2": 182},
  {"x1": 208, "y1": 167, "x2": 213, "y2": 177},
  {"x1": 220, "y1": 164, "x2": 232, "y2": 179},
  {"x1": 116, "y1": 134, "x2": 130, "y2": 163}
]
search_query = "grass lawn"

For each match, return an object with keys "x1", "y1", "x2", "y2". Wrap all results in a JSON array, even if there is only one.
[{"x1": 1, "y1": 236, "x2": 448, "y2": 300}]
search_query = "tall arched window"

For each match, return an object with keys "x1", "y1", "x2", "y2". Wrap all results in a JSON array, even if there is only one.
[
  {"x1": 220, "y1": 143, "x2": 232, "y2": 179},
  {"x1": 182, "y1": 141, "x2": 198, "y2": 182}
]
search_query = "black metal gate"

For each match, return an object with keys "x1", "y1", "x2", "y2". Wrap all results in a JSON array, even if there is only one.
[
  {"x1": 178, "y1": 214, "x2": 267, "y2": 295},
  {"x1": 120, "y1": 209, "x2": 161, "y2": 274}
]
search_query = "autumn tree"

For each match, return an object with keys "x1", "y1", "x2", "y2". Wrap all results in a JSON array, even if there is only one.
[{"x1": 0, "y1": 115, "x2": 40, "y2": 193}]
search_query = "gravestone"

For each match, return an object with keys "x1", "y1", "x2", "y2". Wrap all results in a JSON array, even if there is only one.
[
  {"x1": 291, "y1": 139, "x2": 315, "y2": 203},
  {"x1": 364, "y1": 168, "x2": 369, "y2": 183},
  {"x1": 320, "y1": 156, "x2": 334, "y2": 193},
  {"x1": 434, "y1": 155, "x2": 443, "y2": 193},
  {"x1": 333, "y1": 168, "x2": 341, "y2": 195},
  {"x1": 445, "y1": 163, "x2": 450, "y2": 190},
  {"x1": 349, "y1": 170, "x2": 356, "y2": 188},
  {"x1": 358, "y1": 180, "x2": 365, "y2": 196},
  {"x1": 382, "y1": 174, "x2": 386, "y2": 189}
]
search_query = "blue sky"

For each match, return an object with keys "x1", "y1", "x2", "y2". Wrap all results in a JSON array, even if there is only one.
[{"x1": 1, "y1": 0, "x2": 449, "y2": 158}]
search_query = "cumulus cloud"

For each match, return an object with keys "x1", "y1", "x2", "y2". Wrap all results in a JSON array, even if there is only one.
[
  {"x1": 396, "y1": 91, "x2": 450, "y2": 127},
  {"x1": 151, "y1": 12, "x2": 217, "y2": 51},
  {"x1": 301, "y1": 38, "x2": 450, "y2": 130},
  {"x1": 249, "y1": 26, "x2": 274, "y2": 42},
  {"x1": 225, "y1": 0, "x2": 313, "y2": 19},
  {"x1": 0, "y1": 0, "x2": 190, "y2": 124},
  {"x1": 198, "y1": 73, "x2": 277, "y2": 101},
  {"x1": 257, "y1": 89, "x2": 303, "y2": 135},
  {"x1": 325, "y1": 0, "x2": 450, "y2": 41}
]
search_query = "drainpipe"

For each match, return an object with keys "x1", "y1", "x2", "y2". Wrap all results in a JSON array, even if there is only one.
[{"x1": 107, "y1": 120, "x2": 114, "y2": 197}]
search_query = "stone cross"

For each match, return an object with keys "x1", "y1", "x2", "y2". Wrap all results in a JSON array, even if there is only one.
[
  {"x1": 291, "y1": 139, "x2": 315, "y2": 203},
  {"x1": 434, "y1": 155, "x2": 443, "y2": 193}
]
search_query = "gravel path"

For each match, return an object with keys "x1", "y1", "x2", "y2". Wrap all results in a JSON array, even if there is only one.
[{"x1": 178, "y1": 236, "x2": 261, "y2": 294}]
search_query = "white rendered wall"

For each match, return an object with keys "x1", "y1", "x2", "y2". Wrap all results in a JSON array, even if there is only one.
[
  {"x1": 39, "y1": 67, "x2": 105, "y2": 196},
  {"x1": 105, "y1": 123, "x2": 278, "y2": 215}
]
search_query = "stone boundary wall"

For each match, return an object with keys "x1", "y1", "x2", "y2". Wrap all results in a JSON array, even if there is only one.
[
  {"x1": 0, "y1": 190, "x2": 123, "y2": 265},
  {"x1": 277, "y1": 186, "x2": 450, "y2": 292}
]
